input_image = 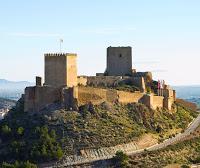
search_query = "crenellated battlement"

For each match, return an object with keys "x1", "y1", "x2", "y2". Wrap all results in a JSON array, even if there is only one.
[{"x1": 44, "y1": 53, "x2": 77, "y2": 57}]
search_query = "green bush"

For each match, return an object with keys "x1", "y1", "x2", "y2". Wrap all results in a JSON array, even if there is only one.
[
  {"x1": 181, "y1": 165, "x2": 190, "y2": 168},
  {"x1": 114, "y1": 151, "x2": 129, "y2": 168},
  {"x1": 17, "y1": 127, "x2": 24, "y2": 136},
  {"x1": 2, "y1": 161, "x2": 37, "y2": 168},
  {"x1": 1, "y1": 125, "x2": 11, "y2": 135}
]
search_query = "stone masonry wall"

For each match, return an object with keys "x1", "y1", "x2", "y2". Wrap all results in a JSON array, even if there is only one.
[
  {"x1": 44, "y1": 53, "x2": 77, "y2": 88},
  {"x1": 106, "y1": 47, "x2": 132, "y2": 76},
  {"x1": 78, "y1": 87, "x2": 149, "y2": 107},
  {"x1": 118, "y1": 91, "x2": 144, "y2": 104},
  {"x1": 78, "y1": 87, "x2": 118, "y2": 106},
  {"x1": 77, "y1": 76, "x2": 145, "y2": 92},
  {"x1": 45, "y1": 54, "x2": 67, "y2": 87},
  {"x1": 152, "y1": 96, "x2": 164, "y2": 109},
  {"x1": 24, "y1": 86, "x2": 61, "y2": 112},
  {"x1": 66, "y1": 54, "x2": 78, "y2": 87}
]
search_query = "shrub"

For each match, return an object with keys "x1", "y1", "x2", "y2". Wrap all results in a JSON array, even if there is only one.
[
  {"x1": 114, "y1": 151, "x2": 129, "y2": 168},
  {"x1": 2, "y1": 161, "x2": 37, "y2": 168},
  {"x1": 17, "y1": 127, "x2": 24, "y2": 136},
  {"x1": 1, "y1": 125, "x2": 11, "y2": 135},
  {"x1": 181, "y1": 165, "x2": 190, "y2": 168}
]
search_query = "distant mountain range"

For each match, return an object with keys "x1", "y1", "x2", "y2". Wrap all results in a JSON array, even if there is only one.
[{"x1": 0, "y1": 79, "x2": 34, "y2": 100}]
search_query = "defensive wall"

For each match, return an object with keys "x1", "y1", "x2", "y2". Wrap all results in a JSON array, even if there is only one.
[
  {"x1": 24, "y1": 86, "x2": 61, "y2": 112},
  {"x1": 24, "y1": 85, "x2": 174, "y2": 113},
  {"x1": 23, "y1": 49, "x2": 176, "y2": 113},
  {"x1": 77, "y1": 86, "x2": 170, "y2": 110},
  {"x1": 77, "y1": 76, "x2": 146, "y2": 92}
]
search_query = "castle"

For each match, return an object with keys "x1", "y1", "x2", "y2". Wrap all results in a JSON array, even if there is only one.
[{"x1": 24, "y1": 46, "x2": 176, "y2": 113}]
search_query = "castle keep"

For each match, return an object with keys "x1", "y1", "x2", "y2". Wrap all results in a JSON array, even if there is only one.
[
  {"x1": 106, "y1": 46, "x2": 132, "y2": 76},
  {"x1": 44, "y1": 53, "x2": 77, "y2": 87},
  {"x1": 24, "y1": 46, "x2": 176, "y2": 113}
]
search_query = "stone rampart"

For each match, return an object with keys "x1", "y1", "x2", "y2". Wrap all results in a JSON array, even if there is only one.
[
  {"x1": 24, "y1": 86, "x2": 61, "y2": 112},
  {"x1": 78, "y1": 87, "x2": 164, "y2": 110},
  {"x1": 152, "y1": 96, "x2": 164, "y2": 109},
  {"x1": 77, "y1": 76, "x2": 146, "y2": 92},
  {"x1": 118, "y1": 91, "x2": 144, "y2": 104}
]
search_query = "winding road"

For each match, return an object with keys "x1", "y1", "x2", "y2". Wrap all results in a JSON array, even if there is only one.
[
  {"x1": 128, "y1": 112, "x2": 200, "y2": 155},
  {"x1": 44, "y1": 113, "x2": 200, "y2": 167}
]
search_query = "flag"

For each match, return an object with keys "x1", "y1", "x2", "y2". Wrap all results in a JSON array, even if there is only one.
[
  {"x1": 158, "y1": 80, "x2": 161, "y2": 89},
  {"x1": 162, "y1": 80, "x2": 165, "y2": 89},
  {"x1": 160, "y1": 80, "x2": 163, "y2": 89}
]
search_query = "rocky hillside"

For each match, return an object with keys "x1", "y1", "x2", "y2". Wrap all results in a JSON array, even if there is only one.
[
  {"x1": 0, "y1": 99, "x2": 198, "y2": 167},
  {"x1": 124, "y1": 131, "x2": 200, "y2": 168}
]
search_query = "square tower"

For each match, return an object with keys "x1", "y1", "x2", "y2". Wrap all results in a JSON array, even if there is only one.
[
  {"x1": 44, "y1": 53, "x2": 77, "y2": 87},
  {"x1": 106, "y1": 46, "x2": 132, "y2": 76}
]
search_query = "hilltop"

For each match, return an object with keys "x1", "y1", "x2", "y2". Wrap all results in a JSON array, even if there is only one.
[
  {"x1": 0, "y1": 98, "x2": 198, "y2": 167},
  {"x1": 0, "y1": 47, "x2": 198, "y2": 167}
]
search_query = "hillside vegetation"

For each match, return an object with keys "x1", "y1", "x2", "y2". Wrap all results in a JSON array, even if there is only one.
[
  {"x1": 120, "y1": 135, "x2": 200, "y2": 168},
  {"x1": 0, "y1": 99, "x2": 198, "y2": 166}
]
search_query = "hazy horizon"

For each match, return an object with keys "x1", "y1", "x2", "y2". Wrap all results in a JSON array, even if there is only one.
[{"x1": 0, "y1": 0, "x2": 200, "y2": 86}]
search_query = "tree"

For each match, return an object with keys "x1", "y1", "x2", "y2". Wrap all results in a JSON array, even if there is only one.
[
  {"x1": 1, "y1": 161, "x2": 37, "y2": 168},
  {"x1": 1, "y1": 125, "x2": 12, "y2": 141},
  {"x1": 1, "y1": 125, "x2": 11, "y2": 135},
  {"x1": 114, "y1": 151, "x2": 129, "y2": 168},
  {"x1": 17, "y1": 127, "x2": 24, "y2": 136}
]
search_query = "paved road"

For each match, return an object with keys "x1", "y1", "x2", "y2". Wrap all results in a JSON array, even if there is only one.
[
  {"x1": 45, "y1": 113, "x2": 200, "y2": 167},
  {"x1": 127, "y1": 112, "x2": 200, "y2": 155}
]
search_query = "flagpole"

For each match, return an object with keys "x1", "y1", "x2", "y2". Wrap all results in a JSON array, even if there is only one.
[
  {"x1": 60, "y1": 40, "x2": 61, "y2": 53},
  {"x1": 60, "y1": 39, "x2": 63, "y2": 53}
]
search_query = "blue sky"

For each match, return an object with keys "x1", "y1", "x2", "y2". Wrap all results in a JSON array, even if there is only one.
[{"x1": 0, "y1": 0, "x2": 199, "y2": 85}]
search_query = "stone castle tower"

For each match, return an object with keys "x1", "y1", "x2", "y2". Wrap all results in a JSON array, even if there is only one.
[
  {"x1": 44, "y1": 53, "x2": 77, "y2": 87},
  {"x1": 24, "y1": 53, "x2": 78, "y2": 112},
  {"x1": 106, "y1": 46, "x2": 132, "y2": 76}
]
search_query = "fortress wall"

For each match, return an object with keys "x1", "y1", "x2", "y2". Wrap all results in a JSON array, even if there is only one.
[
  {"x1": 78, "y1": 76, "x2": 87, "y2": 86},
  {"x1": 164, "y1": 98, "x2": 174, "y2": 111},
  {"x1": 78, "y1": 86, "x2": 144, "y2": 106},
  {"x1": 173, "y1": 90, "x2": 176, "y2": 101},
  {"x1": 78, "y1": 87, "x2": 108, "y2": 106},
  {"x1": 24, "y1": 86, "x2": 61, "y2": 112},
  {"x1": 163, "y1": 89, "x2": 174, "y2": 99},
  {"x1": 77, "y1": 76, "x2": 145, "y2": 92},
  {"x1": 78, "y1": 87, "x2": 168, "y2": 110},
  {"x1": 141, "y1": 95, "x2": 152, "y2": 108},
  {"x1": 24, "y1": 87, "x2": 36, "y2": 112},
  {"x1": 86, "y1": 76, "x2": 123, "y2": 87},
  {"x1": 117, "y1": 91, "x2": 144, "y2": 104},
  {"x1": 152, "y1": 96, "x2": 164, "y2": 109},
  {"x1": 140, "y1": 95, "x2": 164, "y2": 110},
  {"x1": 62, "y1": 87, "x2": 78, "y2": 110},
  {"x1": 125, "y1": 77, "x2": 146, "y2": 92}
]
